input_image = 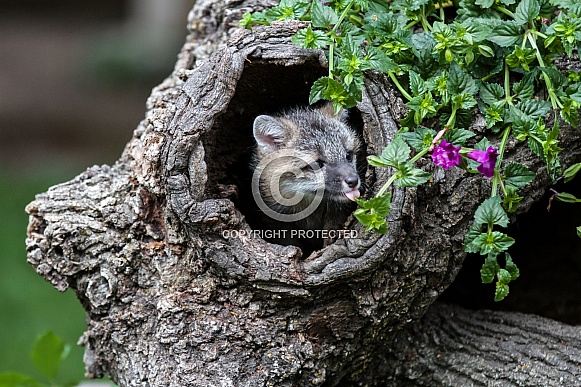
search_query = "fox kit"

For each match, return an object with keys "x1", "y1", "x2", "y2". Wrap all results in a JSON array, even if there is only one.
[{"x1": 251, "y1": 104, "x2": 361, "y2": 253}]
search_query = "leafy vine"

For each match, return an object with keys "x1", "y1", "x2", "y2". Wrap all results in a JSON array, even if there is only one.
[{"x1": 241, "y1": 0, "x2": 581, "y2": 300}]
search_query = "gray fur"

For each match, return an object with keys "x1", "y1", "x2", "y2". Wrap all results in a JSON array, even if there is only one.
[{"x1": 252, "y1": 104, "x2": 361, "y2": 252}]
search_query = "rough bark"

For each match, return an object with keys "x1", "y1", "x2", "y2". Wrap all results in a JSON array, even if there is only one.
[
  {"x1": 381, "y1": 303, "x2": 581, "y2": 387},
  {"x1": 25, "y1": 1, "x2": 581, "y2": 386}
]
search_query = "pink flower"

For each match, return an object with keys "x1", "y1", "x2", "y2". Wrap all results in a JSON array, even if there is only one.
[
  {"x1": 431, "y1": 140, "x2": 462, "y2": 170},
  {"x1": 468, "y1": 146, "x2": 498, "y2": 178}
]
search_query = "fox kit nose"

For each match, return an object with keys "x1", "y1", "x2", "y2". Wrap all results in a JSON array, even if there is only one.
[{"x1": 345, "y1": 175, "x2": 359, "y2": 188}]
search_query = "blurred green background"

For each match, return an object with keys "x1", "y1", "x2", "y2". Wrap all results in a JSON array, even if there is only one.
[{"x1": 0, "y1": 0, "x2": 193, "y2": 383}]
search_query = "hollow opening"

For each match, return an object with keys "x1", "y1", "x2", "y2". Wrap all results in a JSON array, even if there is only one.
[
  {"x1": 199, "y1": 60, "x2": 366, "y2": 257},
  {"x1": 440, "y1": 176, "x2": 581, "y2": 325}
]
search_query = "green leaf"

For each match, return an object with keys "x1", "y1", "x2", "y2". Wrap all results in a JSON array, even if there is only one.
[
  {"x1": 452, "y1": 93, "x2": 478, "y2": 110},
  {"x1": 442, "y1": 128, "x2": 476, "y2": 146},
  {"x1": 540, "y1": 66, "x2": 567, "y2": 90},
  {"x1": 354, "y1": 193, "x2": 392, "y2": 234},
  {"x1": 514, "y1": 0, "x2": 540, "y2": 25},
  {"x1": 356, "y1": 193, "x2": 392, "y2": 216},
  {"x1": 563, "y1": 162, "x2": 581, "y2": 183},
  {"x1": 551, "y1": 0, "x2": 581, "y2": 15},
  {"x1": 561, "y1": 97, "x2": 580, "y2": 127},
  {"x1": 505, "y1": 253, "x2": 520, "y2": 281},
  {"x1": 30, "y1": 331, "x2": 70, "y2": 380},
  {"x1": 399, "y1": 127, "x2": 436, "y2": 151},
  {"x1": 407, "y1": 92, "x2": 438, "y2": 124},
  {"x1": 488, "y1": 21, "x2": 522, "y2": 47},
  {"x1": 381, "y1": 137, "x2": 411, "y2": 167},
  {"x1": 475, "y1": 0, "x2": 495, "y2": 8},
  {"x1": 512, "y1": 71, "x2": 535, "y2": 100},
  {"x1": 292, "y1": 25, "x2": 331, "y2": 49},
  {"x1": 528, "y1": 136, "x2": 544, "y2": 158},
  {"x1": 474, "y1": 196, "x2": 510, "y2": 228},
  {"x1": 504, "y1": 162, "x2": 536, "y2": 189},
  {"x1": 474, "y1": 136, "x2": 492, "y2": 151},
  {"x1": 516, "y1": 99, "x2": 552, "y2": 120},
  {"x1": 409, "y1": 70, "x2": 427, "y2": 96},
  {"x1": 464, "y1": 223, "x2": 484, "y2": 253},
  {"x1": 354, "y1": 0, "x2": 370, "y2": 10},
  {"x1": 481, "y1": 254, "x2": 500, "y2": 284},
  {"x1": 555, "y1": 192, "x2": 581, "y2": 203},
  {"x1": 463, "y1": 18, "x2": 495, "y2": 42},
  {"x1": 478, "y1": 43, "x2": 495, "y2": 57},
  {"x1": 509, "y1": 106, "x2": 536, "y2": 141},
  {"x1": 495, "y1": 281, "x2": 510, "y2": 301},
  {"x1": 506, "y1": 45, "x2": 537, "y2": 71},
  {"x1": 0, "y1": 373, "x2": 41, "y2": 387},
  {"x1": 472, "y1": 231, "x2": 515, "y2": 255},
  {"x1": 311, "y1": 0, "x2": 339, "y2": 28},
  {"x1": 309, "y1": 77, "x2": 358, "y2": 109},
  {"x1": 391, "y1": 0, "x2": 430, "y2": 12},
  {"x1": 363, "y1": 46, "x2": 399, "y2": 72},
  {"x1": 367, "y1": 155, "x2": 391, "y2": 167},
  {"x1": 412, "y1": 34, "x2": 439, "y2": 78},
  {"x1": 310, "y1": 77, "x2": 330, "y2": 105},
  {"x1": 539, "y1": 0, "x2": 555, "y2": 18},
  {"x1": 566, "y1": 83, "x2": 581, "y2": 104},
  {"x1": 503, "y1": 186, "x2": 524, "y2": 213},
  {"x1": 447, "y1": 61, "x2": 477, "y2": 96},
  {"x1": 354, "y1": 209, "x2": 388, "y2": 234},
  {"x1": 266, "y1": 0, "x2": 310, "y2": 21},
  {"x1": 479, "y1": 82, "x2": 505, "y2": 106},
  {"x1": 394, "y1": 162, "x2": 432, "y2": 187},
  {"x1": 490, "y1": 231, "x2": 516, "y2": 254},
  {"x1": 577, "y1": 226, "x2": 581, "y2": 238},
  {"x1": 484, "y1": 101, "x2": 506, "y2": 128},
  {"x1": 497, "y1": 268, "x2": 512, "y2": 284}
]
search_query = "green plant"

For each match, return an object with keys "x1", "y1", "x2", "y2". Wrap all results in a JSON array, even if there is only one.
[
  {"x1": 0, "y1": 331, "x2": 76, "y2": 387},
  {"x1": 550, "y1": 161, "x2": 581, "y2": 237},
  {"x1": 241, "y1": 0, "x2": 581, "y2": 301}
]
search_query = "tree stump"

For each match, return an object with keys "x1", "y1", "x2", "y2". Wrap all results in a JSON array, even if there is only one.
[{"x1": 25, "y1": 1, "x2": 581, "y2": 386}]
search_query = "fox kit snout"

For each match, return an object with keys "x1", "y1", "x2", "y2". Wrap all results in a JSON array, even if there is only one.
[{"x1": 251, "y1": 104, "x2": 361, "y2": 250}]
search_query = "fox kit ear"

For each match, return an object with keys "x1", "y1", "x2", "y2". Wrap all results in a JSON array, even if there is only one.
[
  {"x1": 318, "y1": 102, "x2": 348, "y2": 122},
  {"x1": 253, "y1": 115, "x2": 290, "y2": 152}
]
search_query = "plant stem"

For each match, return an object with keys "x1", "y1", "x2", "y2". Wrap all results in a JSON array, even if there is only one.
[
  {"x1": 420, "y1": 7, "x2": 432, "y2": 32},
  {"x1": 494, "y1": 5, "x2": 515, "y2": 19},
  {"x1": 328, "y1": 0, "x2": 356, "y2": 78},
  {"x1": 531, "y1": 30, "x2": 548, "y2": 39},
  {"x1": 497, "y1": 125, "x2": 511, "y2": 165},
  {"x1": 411, "y1": 147, "x2": 430, "y2": 163},
  {"x1": 491, "y1": 126, "x2": 511, "y2": 197},
  {"x1": 376, "y1": 147, "x2": 430, "y2": 197},
  {"x1": 504, "y1": 62, "x2": 513, "y2": 105},
  {"x1": 526, "y1": 32, "x2": 563, "y2": 109},
  {"x1": 445, "y1": 108, "x2": 457, "y2": 129},
  {"x1": 329, "y1": 43, "x2": 334, "y2": 77},
  {"x1": 332, "y1": 0, "x2": 355, "y2": 33},
  {"x1": 404, "y1": 20, "x2": 419, "y2": 30},
  {"x1": 377, "y1": 174, "x2": 397, "y2": 197},
  {"x1": 387, "y1": 72, "x2": 413, "y2": 101}
]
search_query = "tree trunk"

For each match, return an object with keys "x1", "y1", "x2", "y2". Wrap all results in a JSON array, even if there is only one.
[{"x1": 25, "y1": 1, "x2": 581, "y2": 386}]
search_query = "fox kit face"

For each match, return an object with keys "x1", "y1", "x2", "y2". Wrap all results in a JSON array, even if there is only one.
[{"x1": 252, "y1": 105, "x2": 361, "y2": 217}]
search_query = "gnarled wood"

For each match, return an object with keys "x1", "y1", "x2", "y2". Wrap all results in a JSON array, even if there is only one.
[
  {"x1": 379, "y1": 303, "x2": 581, "y2": 387},
  {"x1": 25, "y1": 1, "x2": 581, "y2": 386}
]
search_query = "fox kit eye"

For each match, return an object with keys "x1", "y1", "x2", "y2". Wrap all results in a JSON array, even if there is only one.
[
  {"x1": 346, "y1": 150, "x2": 354, "y2": 162},
  {"x1": 304, "y1": 159, "x2": 325, "y2": 172}
]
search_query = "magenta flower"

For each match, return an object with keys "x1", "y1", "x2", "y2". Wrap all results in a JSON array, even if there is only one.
[
  {"x1": 468, "y1": 146, "x2": 498, "y2": 178},
  {"x1": 431, "y1": 140, "x2": 462, "y2": 170}
]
